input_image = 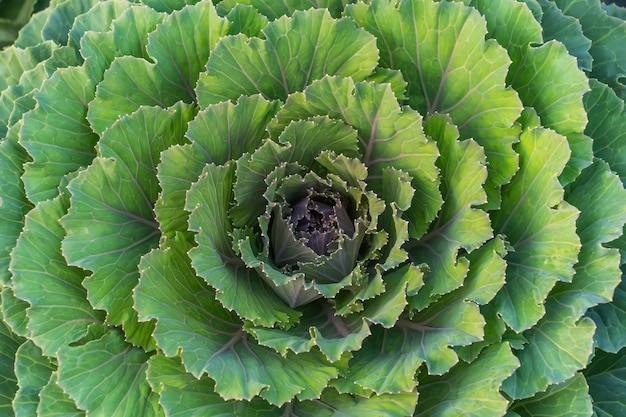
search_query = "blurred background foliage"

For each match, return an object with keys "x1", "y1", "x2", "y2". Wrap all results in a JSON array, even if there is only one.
[{"x1": 0, "y1": 0, "x2": 49, "y2": 49}]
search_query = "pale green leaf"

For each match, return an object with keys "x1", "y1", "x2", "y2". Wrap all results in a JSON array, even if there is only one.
[
  {"x1": 346, "y1": 0, "x2": 523, "y2": 202},
  {"x1": 57, "y1": 329, "x2": 163, "y2": 417},
  {"x1": 269, "y1": 76, "x2": 442, "y2": 238},
  {"x1": 41, "y1": 0, "x2": 101, "y2": 46},
  {"x1": 147, "y1": 353, "x2": 279, "y2": 417},
  {"x1": 196, "y1": 8, "x2": 378, "y2": 106},
  {"x1": 87, "y1": 1, "x2": 228, "y2": 135},
  {"x1": 501, "y1": 305, "x2": 595, "y2": 399},
  {"x1": 62, "y1": 104, "x2": 194, "y2": 345},
  {"x1": 491, "y1": 128, "x2": 581, "y2": 332},
  {"x1": 410, "y1": 113, "x2": 491, "y2": 307},
  {"x1": 11, "y1": 195, "x2": 104, "y2": 357},
  {"x1": 548, "y1": 161, "x2": 626, "y2": 319},
  {"x1": 13, "y1": 341, "x2": 54, "y2": 417},
  {"x1": 509, "y1": 373, "x2": 593, "y2": 417},
  {"x1": 415, "y1": 343, "x2": 519, "y2": 417},
  {"x1": 67, "y1": 0, "x2": 133, "y2": 49},
  {"x1": 507, "y1": 40, "x2": 591, "y2": 183},
  {"x1": 38, "y1": 372, "x2": 84, "y2": 417},
  {"x1": 585, "y1": 348, "x2": 626, "y2": 417},
  {"x1": 20, "y1": 65, "x2": 98, "y2": 204},
  {"x1": 142, "y1": 0, "x2": 200, "y2": 13},
  {"x1": 225, "y1": 4, "x2": 268, "y2": 38}
]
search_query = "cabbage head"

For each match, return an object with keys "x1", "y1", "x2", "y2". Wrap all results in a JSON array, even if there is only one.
[{"x1": 2, "y1": 0, "x2": 626, "y2": 416}]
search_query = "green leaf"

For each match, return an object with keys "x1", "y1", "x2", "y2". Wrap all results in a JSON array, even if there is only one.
[
  {"x1": 585, "y1": 79, "x2": 626, "y2": 183},
  {"x1": 1, "y1": 286, "x2": 30, "y2": 338},
  {"x1": 38, "y1": 372, "x2": 84, "y2": 417},
  {"x1": 224, "y1": 4, "x2": 268, "y2": 38},
  {"x1": 509, "y1": 373, "x2": 593, "y2": 417},
  {"x1": 501, "y1": 304, "x2": 595, "y2": 399},
  {"x1": 467, "y1": 0, "x2": 542, "y2": 64},
  {"x1": 585, "y1": 348, "x2": 626, "y2": 417},
  {"x1": 491, "y1": 128, "x2": 581, "y2": 332},
  {"x1": 196, "y1": 8, "x2": 378, "y2": 106},
  {"x1": 0, "y1": 42, "x2": 54, "y2": 92},
  {"x1": 67, "y1": 0, "x2": 133, "y2": 50},
  {"x1": 346, "y1": 0, "x2": 522, "y2": 202},
  {"x1": 156, "y1": 95, "x2": 280, "y2": 236},
  {"x1": 141, "y1": 0, "x2": 200, "y2": 13},
  {"x1": 147, "y1": 353, "x2": 279, "y2": 417},
  {"x1": 533, "y1": 0, "x2": 593, "y2": 71},
  {"x1": 553, "y1": 0, "x2": 626, "y2": 99},
  {"x1": 87, "y1": 1, "x2": 228, "y2": 135},
  {"x1": 19, "y1": 65, "x2": 98, "y2": 204},
  {"x1": 549, "y1": 161, "x2": 626, "y2": 318},
  {"x1": 587, "y1": 274, "x2": 626, "y2": 353},
  {"x1": 293, "y1": 389, "x2": 418, "y2": 417},
  {"x1": 507, "y1": 40, "x2": 591, "y2": 183},
  {"x1": 0, "y1": 319, "x2": 23, "y2": 415},
  {"x1": 415, "y1": 343, "x2": 519, "y2": 417},
  {"x1": 11, "y1": 194, "x2": 104, "y2": 357},
  {"x1": 410, "y1": 113, "x2": 491, "y2": 307},
  {"x1": 270, "y1": 76, "x2": 442, "y2": 238},
  {"x1": 62, "y1": 104, "x2": 194, "y2": 345},
  {"x1": 41, "y1": 0, "x2": 101, "y2": 46},
  {"x1": 80, "y1": 5, "x2": 165, "y2": 79},
  {"x1": 216, "y1": 0, "x2": 354, "y2": 19},
  {"x1": 135, "y1": 237, "x2": 337, "y2": 405},
  {"x1": 57, "y1": 329, "x2": 163, "y2": 417},
  {"x1": 0, "y1": 135, "x2": 32, "y2": 287},
  {"x1": 13, "y1": 341, "x2": 54, "y2": 417}
]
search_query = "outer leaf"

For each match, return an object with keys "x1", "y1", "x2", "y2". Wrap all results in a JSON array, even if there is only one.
[
  {"x1": 186, "y1": 163, "x2": 301, "y2": 327},
  {"x1": 550, "y1": 161, "x2": 626, "y2": 319},
  {"x1": 57, "y1": 329, "x2": 163, "y2": 417},
  {"x1": 20, "y1": 65, "x2": 98, "y2": 204},
  {"x1": 87, "y1": 1, "x2": 228, "y2": 135},
  {"x1": 216, "y1": 0, "x2": 354, "y2": 19},
  {"x1": 491, "y1": 128, "x2": 580, "y2": 332},
  {"x1": 13, "y1": 341, "x2": 54, "y2": 417},
  {"x1": 585, "y1": 348, "x2": 626, "y2": 417},
  {"x1": 507, "y1": 40, "x2": 591, "y2": 183},
  {"x1": 533, "y1": 0, "x2": 593, "y2": 71},
  {"x1": 553, "y1": 0, "x2": 626, "y2": 99},
  {"x1": 11, "y1": 194, "x2": 104, "y2": 357},
  {"x1": 135, "y1": 236, "x2": 338, "y2": 405},
  {"x1": 346, "y1": 0, "x2": 522, "y2": 201},
  {"x1": 585, "y1": 79, "x2": 626, "y2": 182},
  {"x1": 40, "y1": 0, "x2": 100, "y2": 46},
  {"x1": 410, "y1": 113, "x2": 491, "y2": 306},
  {"x1": 587, "y1": 274, "x2": 626, "y2": 353},
  {"x1": 79, "y1": 5, "x2": 165, "y2": 80},
  {"x1": 62, "y1": 104, "x2": 194, "y2": 345},
  {"x1": 293, "y1": 389, "x2": 417, "y2": 417},
  {"x1": 501, "y1": 304, "x2": 595, "y2": 399},
  {"x1": 415, "y1": 343, "x2": 519, "y2": 417},
  {"x1": 38, "y1": 372, "x2": 84, "y2": 417},
  {"x1": 509, "y1": 374, "x2": 593, "y2": 417},
  {"x1": 0, "y1": 319, "x2": 23, "y2": 415},
  {"x1": 147, "y1": 353, "x2": 279, "y2": 417},
  {"x1": 196, "y1": 8, "x2": 378, "y2": 106},
  {"x1": 269, "y1": 76, "x2": 442, "y2": 238},
  {"x1": 67, "y1": 0, "x2": 133, "y2": 50},
  {"x1": 0, "y1": 135, "x2": 32, "y2": 286}
]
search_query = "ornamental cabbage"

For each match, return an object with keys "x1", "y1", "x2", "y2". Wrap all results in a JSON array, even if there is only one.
[{"x1": 1, "y1": 0, "x2": 626, "y2": 416}]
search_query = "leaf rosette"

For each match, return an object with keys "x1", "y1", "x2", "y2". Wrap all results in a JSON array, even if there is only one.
[{"x1": 1, "y1": 0, "x2": 626, "y2": 416}]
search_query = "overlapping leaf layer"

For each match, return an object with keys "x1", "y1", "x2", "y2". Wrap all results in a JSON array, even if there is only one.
[{"x1": 1, "y1": 0, "x2": 626, "y2": 415}]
